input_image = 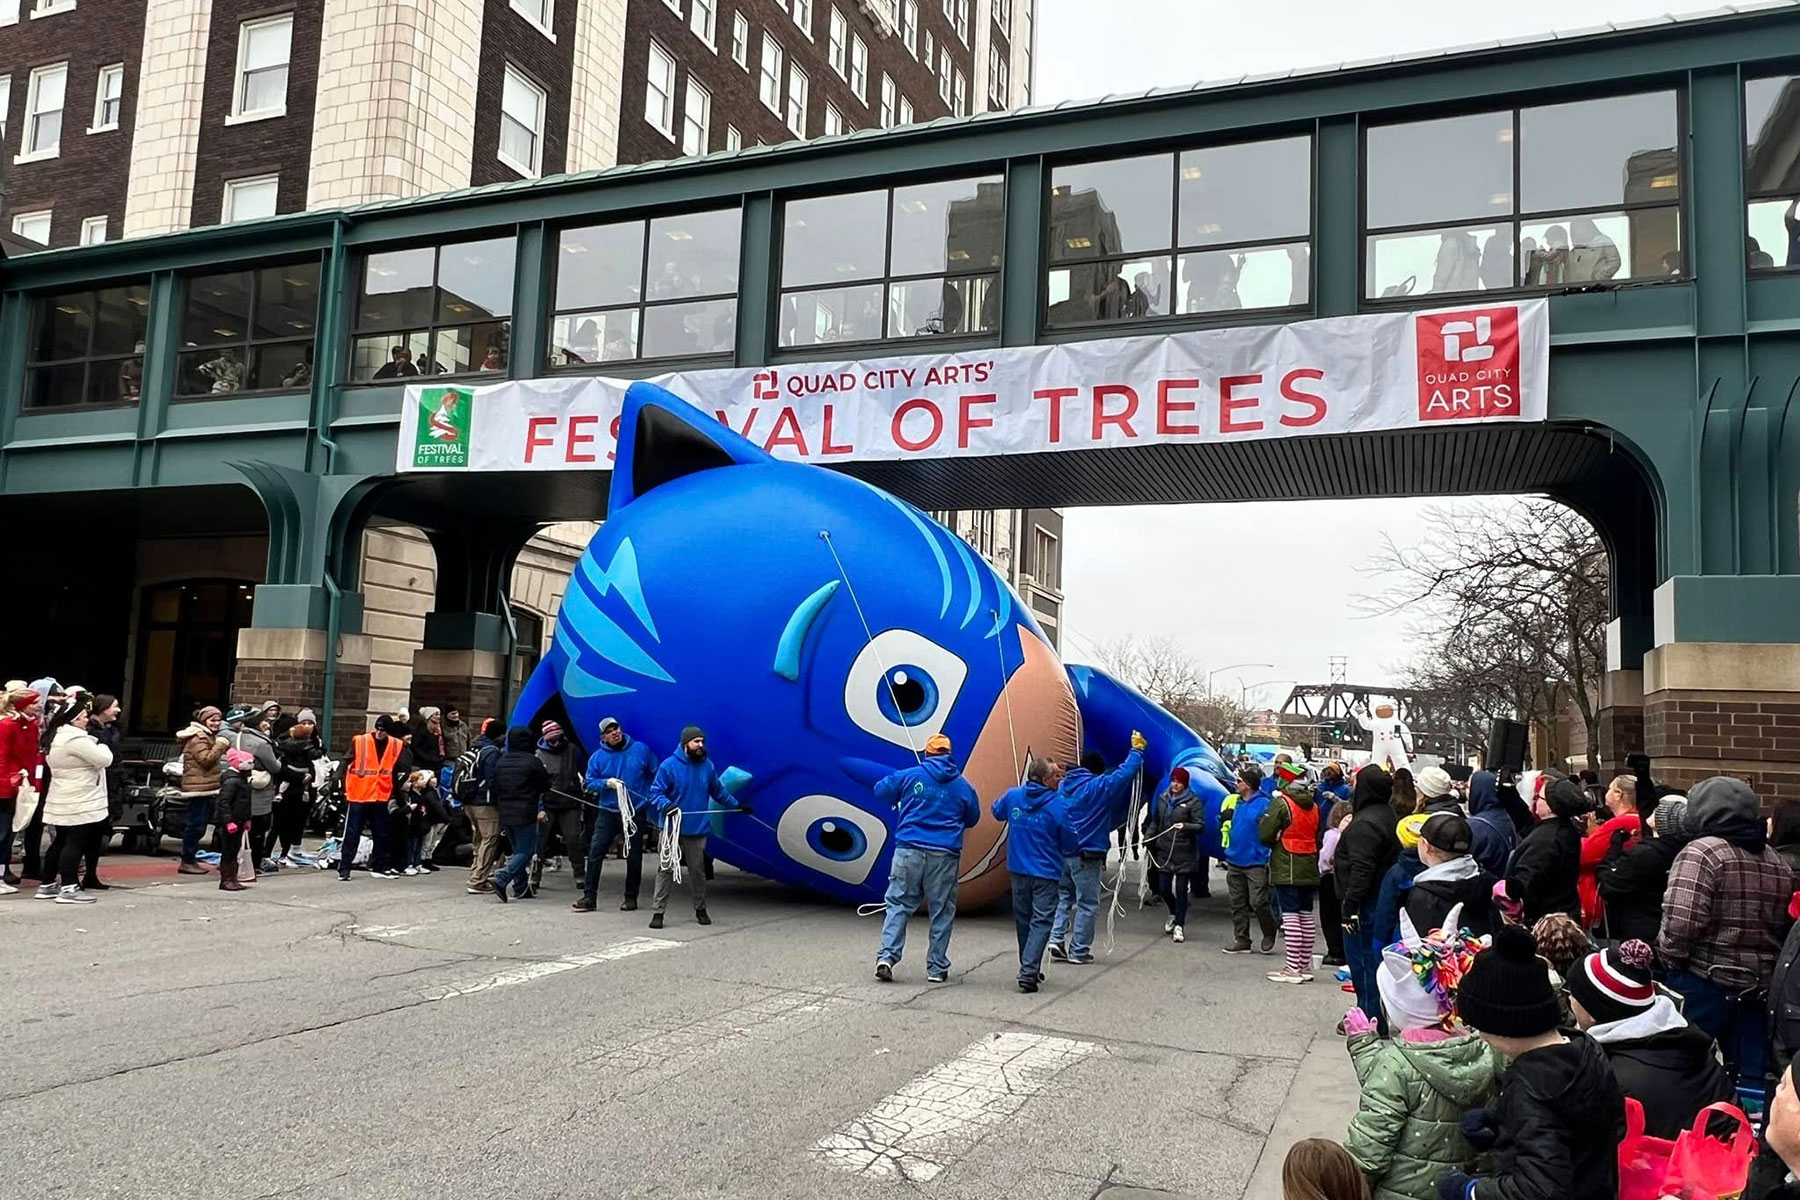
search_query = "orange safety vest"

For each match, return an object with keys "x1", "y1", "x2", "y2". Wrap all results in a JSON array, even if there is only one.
[
  {"x1": 1279, "y1": 798, "x2": 1320, "y2": 856},
  {"x1": 345, "y1": 733, "x2": 402, "y2": 803}
]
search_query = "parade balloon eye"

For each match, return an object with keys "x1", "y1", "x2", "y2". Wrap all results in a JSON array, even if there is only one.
[
  {"x1": 844, "y1": 631, "x2": 967, "y2": 749},
  {"x1": 777, "y1": 795, "x2": 890, "y2": 885}
]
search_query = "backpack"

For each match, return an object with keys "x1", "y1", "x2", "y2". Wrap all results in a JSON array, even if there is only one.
[{"x1": 450, "y1": 745, "x2": 492, "y2": 806}]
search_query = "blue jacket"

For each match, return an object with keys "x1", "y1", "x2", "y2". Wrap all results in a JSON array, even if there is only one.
[
  {"x1": 1315, "y1": 779, "x2": 1350, "y2": 831},
  {"x1": 1220, "y1": 787, "x2": 1274, "y2": 868},
  {"x1": 875, "y1": 754, "x2": 980, "y2": 854},
  {"x1": 649, "y1": 752, "x2": 741, "y2": 836},
  {"x1": 1370, "y1": 848, "x2": 1426, "y2": 946},
  {"x1": 584, "y1": 736, "x2": 661, "y2": 814},
  {"x1": 1467, "y1": 770, "x2": 1518, "y2": 878},
  {"x1": 991, "y1": 782, "x2": 1077, "y2": 879},
  {"x1": 1056, "y1": 748, "x2": 1144, "y2": 853}
]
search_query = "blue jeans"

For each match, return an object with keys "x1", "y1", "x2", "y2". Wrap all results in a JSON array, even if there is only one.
[
  {"x1": 583, "y1": 806, "x2": 645, "y2": 903},
  {"x1": 878, "y1": 847, "x2": 961, "y2": 976},
  {"x1": 181, "y1": 791, "x2": 215, "y2": 862},
  {"x1": 1049, "y1": 853, "x2": 1103, "y2": 958},
  {"x1": 1344, "y1": 905, "x2": 1385, "y2": 1035},
  {"x1": 492, "y1": 821, "x2": 538, "y2": 895},
  {"x1": 338, "y1": 802, "x2": 391, "y2": 879},
  {"x1": 1012, "y1": 873, "x2": 1060, "y2": 984},
  {"x1": 1667, "y1": 968, "x2": 1771, "y2": 1094}
]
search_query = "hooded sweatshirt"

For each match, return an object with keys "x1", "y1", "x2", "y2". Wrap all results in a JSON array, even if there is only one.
[
  {"x1": 876, "y1": 754, "x2": 981, "y2": 855},
  {"x1": 1467, "y1": 771, "x2": 1517, "y2": 877},
  {"x1": 1346, "y1": 1031, "x2": 1505, "y2": 1200},
  {"x1": 1407, "y1": 856, "x2": 1497, "y2": 938},
  {"x1": 584, "y1": 734, "x2": 660, "y2": 815},
  {"x1": 1659, "y1": 777, "x2": 1795, "y2": 981},
  {"x1": 1505, "y1": 780, "x2": 1589, "y2": 924},
  {"x1": 1372, "y1": 848, "x2": 1426, "y2": 947},
  {"x1": 649, "y1": 746, "x2": 741, "y2": 837},
  {"x1": 1336, "y1": 769, "x2": 1401, "y2": 915},
  {"x1": 536, "y1": 737, "x2": 583, "y2": 810},
  {"x1": 488, "y1": 725, "x2": 551, "y2": 827},
  {"x1": 1586, "y1": 997, "x2": 1733, "y2": 1140},
  {"x1": 1221, "y1": 781, "x2": 1275, "y2": 869},
  {"x1": 992, "y1": 781, "x2": 1076, "y2": 879},
  {"x1": 1056, "y1": 748, "x2": 1144, "y2": 853},
  {"x1": 1472, "y1": 1032, "x2": 1625, "y2": 1200}
]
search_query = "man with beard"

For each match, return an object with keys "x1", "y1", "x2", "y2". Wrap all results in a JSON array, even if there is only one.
[{"x1": 646, "y1": 726, "x2": 748, "y2": 929}]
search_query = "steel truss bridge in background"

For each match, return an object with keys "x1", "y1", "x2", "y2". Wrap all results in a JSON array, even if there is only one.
[{"x1": 1274, "y1": 683, "x2": 1469, "y2": 758}]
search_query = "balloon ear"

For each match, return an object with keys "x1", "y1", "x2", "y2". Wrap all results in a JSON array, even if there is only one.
[{"x1": 610, "y1": 381, "x2": 773, "y2": 512}]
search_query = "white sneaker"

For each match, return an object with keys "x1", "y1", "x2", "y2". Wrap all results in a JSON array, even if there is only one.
[
  {"x1": 1266, "y1": 970, "x2": 1314, "y2": 984},
  {"x1": 1163, "y1": 917, "x2": 1176, "y2": 934},
  {"x1": 1172, "y1": 925, "x2": 1185, "y2": 943},
  {"x1": 55, "y1": 886, "x2": 95, "y2": 905},
  {"x1": 403, "y1": 866, "x2": 419, "y2": 876},
  {"x1": 0, "y1": 880, "x2": 16, "y2": 895},
  {"x1": 34, "y1": 883, "x2": 58, "y2": 900}
]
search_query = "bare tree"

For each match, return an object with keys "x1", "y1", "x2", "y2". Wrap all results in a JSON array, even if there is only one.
[{"x1": 1095, "y1": 635, "x2": 1255, "y2": 751}]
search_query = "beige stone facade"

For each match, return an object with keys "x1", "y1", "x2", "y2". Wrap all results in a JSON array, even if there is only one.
[
  {"x1": 121, "y1": 0, "x2": 213, "y2": 238},
  {"x1": 567, "y1": 0, "x2": 631, "y2": 173}
]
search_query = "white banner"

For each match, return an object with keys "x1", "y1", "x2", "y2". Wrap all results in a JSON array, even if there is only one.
[{"x1": 396, "y1": 300, "x2": 1548, "y2": 473}]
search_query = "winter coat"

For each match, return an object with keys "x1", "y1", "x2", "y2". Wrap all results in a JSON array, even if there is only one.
[
  {"x1": 992, "y1": 781, "x2": 1076, "y2": 879},
  {"x1": 229, "y1": 725, "x2": 283, "y2": 817},
  {"x1": 1468, "y1": 772, "x2": 1518, "y2": 878},
  {"x1": 1770, "y1": 918, "x2": 1800, "y2": 1072},
  {"x1": 536, "y1": 739, "x2": 583, "y2": 812},
  {"x1": 409, "y1": 720, "x2": 447, "y2": 776},
  {"x1": 1470, "y1": 1032, "x2": 1624, "y2": 1200},
  {"x1": 1346, "y1": 1031, "x2": 1505, "y2": 1200},
  {"x1": 1658, "y1": 835, "x2": 1794, "y2": 983},
  {"x1": 92, "y1": 720, "x2": 123, "y2": 812},
  {"x1": 875, "y1": 754, "x2": 980, "y2": 855},
  {"x1": 178, "y1": 723, "x2": 229, "y2": 794},
  {"x1": 1143, "y1": 787, "x2": 1204, "y2": 874},
  {"x1": 1587, "y1": 998, "x2": 1733, "y2": 1140},
  {"x1": 1056, "y1": 748, "x2": 1144, "y2": 853},
  {"x1": 1338, "y1": 785, "x2": 1402, "y2": 917},
  {"x1": 276, "y1": 733, "x2": 323, "y2": 801},
  {"x1": 1406, "y1": 857, "x2": 1497, "y2": 938},
  {"x1": 214, "y1": 770, "x2": 253, "y2": 828},
  {"x1": 1259, "y1": 786, "x2": 1321, "y2": 886},
  {"x1": 1596, "y1": 833, "x2": 1680, "y2": 945},
  {"x1": 1220, "y1": 787, "x2": 1274, "y2": 869},
  {"x1": 1506, "y1": 816, "x2": 1582, "y2": 924},
  {"x1": 43, "y1": 723, "x2": 112, "y2": 827},
  {"x1": 1579, "y1": 812, "x2": 1641, "y2": 927},
  {"x1": 1315, "y1": 778, "x2": 1350, "y2": 831},
  {"x1": 488, "y1": 726, "x2": 551, "y2": 828},
  {"x1": 649, "y1": 751, "x2": 741, "y2": 837},
  {"x1": 1372, "y1": 850, "x2": 1426, "y2": 947},
  {"x1": 442, "y1": 720, "x2": 472, "y2": 761},
  {"x1": 0, "y1": 712, "x2": 39, "y2": 803},
  {"x1": 584, "y1": 736, "x2": 660, "y2": 815}
]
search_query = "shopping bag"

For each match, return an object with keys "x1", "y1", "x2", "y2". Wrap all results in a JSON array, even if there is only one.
[
  {"x1": 12, "y1": 777, "x2": 39, "y2": 833},
  {"x1": 237, "y1": 832, "x2": 254, "y2": 880},
  {"x1": 1618, "y1": 1097, "x2": 1675, "y2": 1200},
  {"x1": 1665, "y1": 1102, "x2": 1757, "y2": 1200}
]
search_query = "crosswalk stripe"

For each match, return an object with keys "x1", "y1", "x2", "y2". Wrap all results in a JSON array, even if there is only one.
[{"x1": 434, "y1": 936, "x2": 680, "y2": 999}]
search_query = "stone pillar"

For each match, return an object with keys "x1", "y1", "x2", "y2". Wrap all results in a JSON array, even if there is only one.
[
  {"x1": 1643, "y1": 643, "x2": 1800, "y2": 803},
  {"x1": 1597, "y1": 669, "x2": 1645, "y2": 776},
  {"x1": 231, "y1": 584, "x2": 373, "y2": 745},
  {"x1": 408, "y1": 612, "x2": 510, "y2": 723}
]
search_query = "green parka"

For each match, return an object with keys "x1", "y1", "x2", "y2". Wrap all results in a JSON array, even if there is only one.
[
  {"x1": 1259, "y1": 784, "x2": 1321, "y2": 886},
  {"x1": 1345, "y1": 1031, "x2": 1505, "y2": 1200}
]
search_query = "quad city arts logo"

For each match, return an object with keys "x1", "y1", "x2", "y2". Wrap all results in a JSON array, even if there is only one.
[
  {"x1": 1415, "y1": 307, "x2": 1522, "y2": 422},
  {"x1": 413, "y1": 387, "x2": 473, "y2": 468},
  {"x1": 751, "y1": 369, "x2": 780, "y2": 401}
]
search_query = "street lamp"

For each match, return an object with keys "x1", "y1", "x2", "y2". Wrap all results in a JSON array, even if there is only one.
[{"x1": 1207, "y1": 662, "x2": 1272, "y2": 693}]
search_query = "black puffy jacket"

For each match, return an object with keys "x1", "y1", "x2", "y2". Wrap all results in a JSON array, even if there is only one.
[
  {"x1": 488, "y1": 725, "x2": 549, "y2": 827},
  {"x1": 1473, "y1": 1032, "x2": 1624, "y2": 1200},
  {"x1": 1506, "y1": 817, "x2": 1582, "y2": 923},
  {"x1": 1597, "y1": 834, "x2": 1682, "y2": 945},
  {"x1": 1335, "y1": 783, "x2": 1401, "y2": 916},
  {"x1": 1407, "y1": 863, "x2": 1498, "y2": 938},
  {"x1": 214, "y1": 770, "x2": 252, "y2": 827},
  {"x1": 1596, "y1": 1024, "x2": 1733, "y2": 1140}
]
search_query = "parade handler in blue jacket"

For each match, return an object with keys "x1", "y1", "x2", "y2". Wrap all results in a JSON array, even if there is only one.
[
  {"x1": 993, "y1": 756, "x2": 1080, "y2": 993},
  {"x1": 872, "y1": 732, "x2": 981, "y2": 985},
  {"x1": 646, "y1": 725, "x2": 747, "y2": 929},
  {"x1": 573, "y1": 715, "x2": 660, "y2": 914},
  {"x1": 1220, "y1": 764, "x2": 1278, "y2": 954},
  {"x1": 1049, "y1": 732, "x2": 1147, "y2": 965}
]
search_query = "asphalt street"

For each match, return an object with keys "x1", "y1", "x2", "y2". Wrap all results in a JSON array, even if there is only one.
[{"x1": 1, "y1": 855, "x2": 1353, "y2": 1199}]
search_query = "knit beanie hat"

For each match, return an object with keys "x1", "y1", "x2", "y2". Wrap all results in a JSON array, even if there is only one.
[
  {"x1": 1566, "y1": 939, "x2": 1657, "y2": 1026},
  {"x1": 1169, "y1": 766, "x2": 1189, "y2": 787},
  {"x1": 1455, "y1": 924, "x2": 1564, "y2": 1037},
  {"x1": 1397, "y1": 812, "x2": 1429, "y2": 850},
  {"x1": 1652, "y1": 796, "x2": 1690, "y2": 841},
  {"x1": 679, "y1": 725, "x2": 705, "y2": 745},
  {"x1": 1530, "y1": 912, "x2": 1593, "y2": 977},
  {"x1": 540, "y1": 719, "x2": 563, "y2": 742},
  {"x1": 1416, "y1": 766, "x2": 1453, "y2": 799}
]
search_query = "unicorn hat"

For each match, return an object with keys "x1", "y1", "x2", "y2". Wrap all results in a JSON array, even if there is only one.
[{"x1": 1376, "y1": 904, "x2": 1486, "y2": 1033}]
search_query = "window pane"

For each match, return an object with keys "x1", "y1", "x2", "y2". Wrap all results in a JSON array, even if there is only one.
[
  {"x1": 500, "y1": 115, "x2": 536, "y2": 169},
  {"x1": 887, "y1": 274, "x2": 996, "y2": 337},
  {"x1": 92, "y1": 284, "x2": 150, "y2": 355},
  {"x1": 29, "y1": 364, "x2": 86, "y2": 408},
  {"x1": 437, "y1": 237, "x2": 516, "y2": 321},
  {"x1": 1519, "y1": 92, "x2": 1677, "y2": 213},
  {"x1": 359, "y1": 248, "x2": 435, "y2": 329},
  {"x1": 782, "y1": 190, "x2": 886, "y2": 287},
  {"x1": 1519, "y1": 209, "x2": 1681, "y2": 285},
  {"x1": 1747, "y1": 76, "x2": 1800, "y2": 195},
  {"x1": 431, "y1": 322, "x2": 510, "y2": 374},
  {"x1": 242, "y1": 66, "x2": 287, "y2": 113},
  {"x1": 1178, "y1": 243, "x2": 1310, "y2": 312},
  {"x1": 352, "y1": 332, "x2": 428, "y2": 381},
  {"x1": 249, "y1": 342, "x2": 312, "y2": 390},
  {"x1": 183, "y1": 272, "x2": 252, "y2": 347},
  {"x1": 35, "y1": 66, "x2": 66, "y2": 111},
  {"x1": 178, "y1": 347, "x2": 247, "y2": 395},
  {"x1": 890, "y1": 176, "x2": 1003, "y2": 277},
  {"x1": 642, "y1": 298, "x2": 736, "y2": 357},
  {"x1": 253, "y1": 262, "x2": 320, "y2": 340},
  {"x1": 1047, "y1": 154, "x2": 1173, "y2": 261},
  {"x1": 36, "y1": 292, "x2": 93, "y2": 360},
  {"x1": 502, "y1": 70, "x2": 542, "y2": 126},
  {"x1": 1044, "y1": 257, "x2": 1172, "y2": 326},
  {"x1": 552, "y1": 310, "x2": 640, "y2": 365},
  {"x1": 224, "y1": 176, "x2": 279, "y2": 222},
  {"x1": 1748, "y1": 198, "x2": 1800, "y2": 270},
  {"x1": 1365, "y1": 223, "x2": 1513, "y2": 299},
  {"x1": 1366, "y1": 111, "x2": 1512, "y2": 229},
  {"x1": 244, "y1": 18, "x2": 293, "y2": 69},
  {"x1": 779, "y1": 284, "x2": 885, "y2": 345},
  {"x1": 88, "y1": 361, "x2": 137, "y2": 407},
  {"x1": 647, "y1": 208, "x2": 740, "y2": 298},
  {"x1": 556, "y1": 221, "x2": 645, "y2": 309},
  {"x1": 1178, "y1": 136, "x2": 1310, "y2": 247}
]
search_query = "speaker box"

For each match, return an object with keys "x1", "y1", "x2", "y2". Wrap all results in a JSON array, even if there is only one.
[{"x1": 1487, "y1": 718, "x2": 1529, "y2": 773}]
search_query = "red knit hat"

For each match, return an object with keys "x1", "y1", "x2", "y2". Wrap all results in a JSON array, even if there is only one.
[
  {"x1": 540, "y1": 720, "x2": 563, "y2": 741},
  {"x1": 1566, "y1": 939, "x2": 1657, "y2": 1025},
  {"x1": 1169, "y1": 767, "x2": 1190, "y2": 786}
]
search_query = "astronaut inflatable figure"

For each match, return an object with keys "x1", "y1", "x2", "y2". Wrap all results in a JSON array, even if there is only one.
[{"x1": 1354, "y1": 700, "x2": 1413, "y2": 771}]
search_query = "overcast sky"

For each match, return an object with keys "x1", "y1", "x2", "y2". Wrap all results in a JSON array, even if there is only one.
[{"x1": 1039, "y1": 0, "x2": 1685, "y2": 704}]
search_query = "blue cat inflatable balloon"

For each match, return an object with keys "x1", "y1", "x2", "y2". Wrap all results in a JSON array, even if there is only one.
[{"x1": 513, "y1": 382, "x2": 1080, "y2": 906}]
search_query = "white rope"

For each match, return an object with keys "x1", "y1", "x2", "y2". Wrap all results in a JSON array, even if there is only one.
[
  {"x1": 659, "y1": 808, "x2": 685, "y2": 885},
  {"x1": 610, "y1": 778, "x2": 636, "y2": 841},
  {"x1": 992, "y1": 608, "x2": 1020, "y2": 778},
  {"x1": 1101, "y1": 771, "x2": 1144, "y2": 956},
  {"x1": 820, "y1": 529, "x2": 922, "y2": 766}
]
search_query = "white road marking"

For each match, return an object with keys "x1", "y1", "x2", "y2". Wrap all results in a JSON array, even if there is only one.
[
  {"x1": 434, "y1": 936, "x2": 680, "y2": 1000},
  {"x1": 349, "y1": 923, "x2": 428, "y2": 939},
  {"x1": 813, "y1": 1030, "x2": 1100, "y2": 1183}
]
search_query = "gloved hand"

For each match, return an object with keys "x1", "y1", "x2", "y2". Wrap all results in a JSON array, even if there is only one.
[
  {"x1": 1492, "y1": 879, "x2": 1523, "y2": 923},
  {"x1": 226, "y1": 822, "x2": 239, "y2": 834},
  {"x1": 1342, "y1": 914, "x2": 1360, "y2": 933},
  {"x1": 1343, "y1": 1007, "x2": 1379, "y2": 1036},
  {"x1": 1460, "y1": 1108, "x2": 1499, "y2": 1151},
  {"x1": 1437, "y1": 1172, "x2": 1477, "y2": 1200},
  {"x1": 1130, "y1": 730, "x2": 1147, "y2": 752}
]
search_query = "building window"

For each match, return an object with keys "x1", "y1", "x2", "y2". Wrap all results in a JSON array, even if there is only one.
[
  {"x1": 759, "y1": 36, "x2": 783, "y2": 113},
  {"x1": 924, "y1": 32, "x2": 936, "y2": 79},
  {"x1": 901, "y1": 0, "x2": 918, "y2": 56},
  {"x1": 510, "y1": 0, "x2": 553, "y2": 35},
  {"x1": 690, "y1": 0, "x2": 715, "y2": 46},
  {"x1": 645, "y1": 41, "x2": 677, "y2": 138},
  {"x1": 953, "y1": 0, "x2": 969, "y2": 42},
  {"x1": 231, "y1": 14, "x2": 292, "y2": 121},
  {"x1": 1365, "y1": 91, "x2": 1680, "y2": 298},
  {"x1": 779, "y1": 174, "x2": 1003, "y2": 347},
  {"x1": 823, "y1": 103, "x2": 842, "y2": 136},
  {"x1": 682, "y1": 79, "x2": 711, "y2": 155},
  {"x1": 26, "y1": 282, "x2": 151, "y2": 408},
  {"x1": 731, "y1": 12, "x2": 749, "y2": 67},
  {"x1": 222, "y1": 174, "x2": 279, "y2": 222},
  {"x1": 1046, "y1": 135, "x2": 1313, "y2": 329},
  {"x1": 90, "y1": 63, "x2": 123, "y2": 132},
  {"x1": 661, "y1": 0, "x2": 679, "y2": 12},
  {"x1": 899, "y1": 97, "x2": 913, "y2": 126},
  {"x1": 79, "y1": 215, "x2": 106, "y2": 244},
  {"x1": 828, "y1": 7, "x2": 847, "y2": 77},
  {"x1": 879, "y1": 75, "x2": 896, "y2": 127},
  {"x1": 936, "y1": 49, "x2": 950, "y2": 103},
  {"x1": 0, "y1": 77, "x2": 11, "y2": 141},
  {"x1": 31, "y1": 0, "x2": 76, "y2": 13},
  {"x1": 1746, "y1": 75, "x2": 1800, "y2": 271},
  {"x1": 20, "y1": 63, "x2": 66, "y2": 159},
  {"x1": 0, "y1": 0, "x2": 16, "y2": 24},
  {"x1": 12, "y1": 209, "x2": 51, "y2": 243},
  {"x1": 786, "y1": 65, "x2": 808, "y2": 136},
  {"x1": 989, "y1": 45, "x2": 1008, "y2": 108},
  {"x1": 498, "y1": 65, "x2": 546, "y2": 177},
  {"x1": 996, "y1": 0, "x2": 1011, "y2": 36},
  {"x1": 1032, "y1": 526, "x2": 1060, "y2": 587},
  {"x1": 951, "y1": 69, "x2": 965, "y2": 116},
  {"x1": 176, "y1": 262, "x2": 320, "y2": 397},
  {"x1": 551, "y1": 207, "x2": 741, "y2": 366},
  {"x1": 352, "y1": 237, "x2": 516, "y2": 382},
  {"x1": 792, "y1": 0, "x2": 812, "y2": 39},
  {"x1": 726, "y1": 124, "x2": 741, "y2": 151},
  {"x1": 849, "y1": 35, "x2": 868, "y2": 102}
]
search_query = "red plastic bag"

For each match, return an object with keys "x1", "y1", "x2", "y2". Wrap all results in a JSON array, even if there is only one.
[
  {"x1": 1619, "y1": 1098, "x2": 1675, "y2": 1200},
  {"x1": 1665, "y1": 1102, "x2": 1757, "y2": 1200}
]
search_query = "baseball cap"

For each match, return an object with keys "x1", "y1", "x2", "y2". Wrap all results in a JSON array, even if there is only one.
[
  {"x1": 1420, "y1": 811, "x2": 1473, "y2": 855},
  {"x1": 599, "y1": 716, "x2": 621, "y2": 733}
]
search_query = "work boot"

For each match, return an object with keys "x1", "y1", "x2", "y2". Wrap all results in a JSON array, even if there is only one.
[
  {"x1": 571, "y1": 896, "x2": 596, "y2": 912},
  {"x1": 1221, "y1": 939, "x2": 1252, "y2": 954},
  {"x1": 695, "y1": 908, "x2": 712, "y2": 925},
  {"x1": 620, "y1": 898, "x2": 638, "y2": 912},
  {"x1": 1258, "y1": 935, "x2": 1277, "y2": 955},
  {"x1": 220, "y1": 879, "x2": 246, "y2": 892},
  {"x1": 648, "y1": 912, "x2": 664, "y2": 929},
  {"x1": 178, "y1": 862, "x2": 208, "y2": 875}
]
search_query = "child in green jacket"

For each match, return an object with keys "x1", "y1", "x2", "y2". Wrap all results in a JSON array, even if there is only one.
[{"x1": 1345, "y1": 905, "x2": 1503, "y2": 1200}]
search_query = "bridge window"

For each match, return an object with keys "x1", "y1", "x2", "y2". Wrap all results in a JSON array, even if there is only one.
[
  {"x1": 176, "y1": 262, "x2": 319, "y2": 397},
  {"x1": 550, "y1": 206, "x2": 741, "y2": 366},
  {"x1": 1364, "y1": 91, "x2": 1681, "y2": 299},
  {"x1": 778, "y1": 174, "x2": 1003, "y2": 347},
  {"x1": 1746, "y1": 75, "x2": 1800, "y2": 271},
  {"x1": 352, "y1": 237, "x2": 515, "y2": 382},
  {"x1": 25, "y1": 282, "x2": 150, "y2": 409},
  {"x1": 1045, "y1": 136, "x2": 1312, "y2": 329}
]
